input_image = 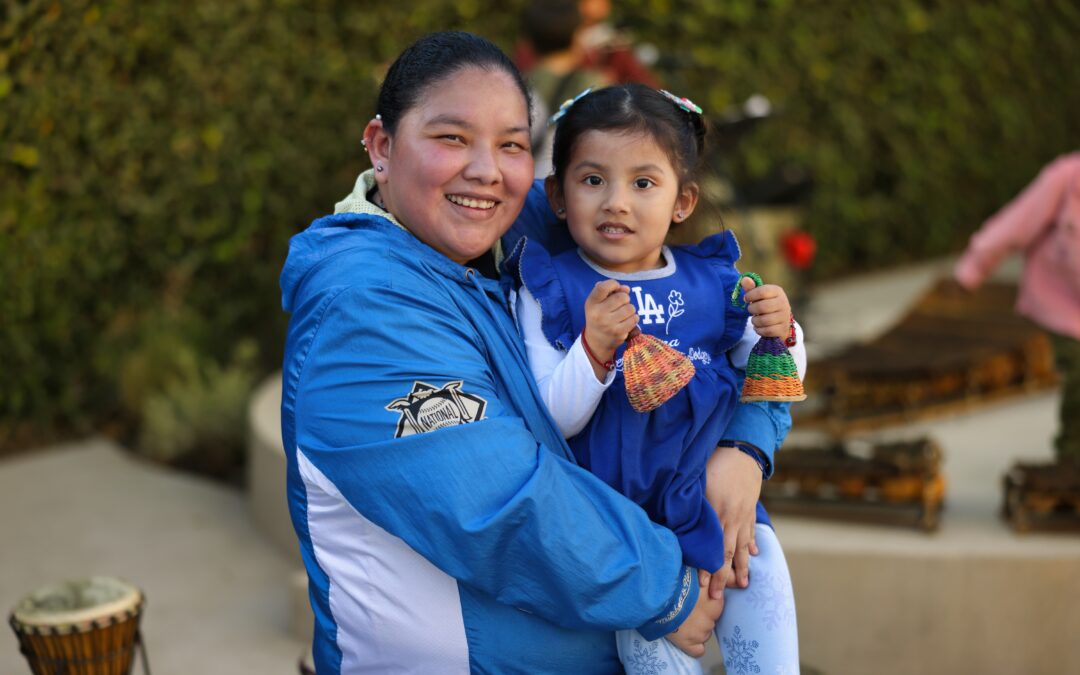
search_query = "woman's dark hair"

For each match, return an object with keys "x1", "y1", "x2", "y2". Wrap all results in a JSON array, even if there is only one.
[
  {"x1": 376, "y1": 31, "x2": 533, "y2": 134},
  {"x1": 550, "y1": 84, "x2": 708, "y2": 187}
]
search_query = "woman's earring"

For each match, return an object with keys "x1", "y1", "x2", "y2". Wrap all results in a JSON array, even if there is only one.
[
  {"x1": 361, "y1": 139, "x2": 367, "y2": 148},
  {"x1": 556, "y1": 207, "x2": 566, "y2": 216},
  {"x1": 376, "y1": 163, "x2": 384, "y2": 172}
]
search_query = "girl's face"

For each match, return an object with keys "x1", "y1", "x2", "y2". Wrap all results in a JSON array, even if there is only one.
[
  {"x1": 366, "y1": 67, "x2": 534, "y2": 265},
  {"x1": 551, "y1": 129, "x2": 697, "y2": 273}
]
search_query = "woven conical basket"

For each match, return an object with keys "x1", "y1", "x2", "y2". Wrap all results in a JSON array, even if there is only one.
[{"x1": 623, "y1": 328, "x2": 696, "y2": 412}]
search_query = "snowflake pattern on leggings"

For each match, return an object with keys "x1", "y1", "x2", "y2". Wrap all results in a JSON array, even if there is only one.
[
  {"x1": 746, "y1": 569, "x2": 796, "y2": 631},
  {"x1": 722, "y1": 626, "x2": 761, "y2": 675},
  {"x1": 625, "y1": 638, "x2": 668, "y2": 674}
]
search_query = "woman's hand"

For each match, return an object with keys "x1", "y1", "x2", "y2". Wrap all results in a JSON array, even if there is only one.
[
  {"x1": 666, "y1": 571, "x2": 724, "y2": 657},
  {"x1": 705, "y1": 445, "x2": 764, "y2": 599},
  {"x1": 582, "y1": 280, "x2": 638, "y2": 380},
  {"x1": 741, "y1": 277, "x2": 791, "y2": 339}
]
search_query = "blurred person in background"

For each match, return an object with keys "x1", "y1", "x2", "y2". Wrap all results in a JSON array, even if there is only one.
[
  {"x1": 515, "y1": 0, "x2": 661, "y2": 89},
  {"x1": 521, "y1": 0, "x2": 611, "y2": 177},
  {"x1": 954, "y1": 153, "x2": 1080, "y2": 465},
  {"x1": 576, "y1": 0, "x2": 662, "y2": 87}
]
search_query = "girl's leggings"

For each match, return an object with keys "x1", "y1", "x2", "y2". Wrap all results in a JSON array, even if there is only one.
[{"x1": 617, "y1": 524, "x2": 799, "y2": 675}]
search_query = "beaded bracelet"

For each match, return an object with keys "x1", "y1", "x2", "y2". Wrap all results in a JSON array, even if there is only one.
[
  {"x1": 580, "y1": 329, "x2": 615, "y2": 371},
  {"x1": 785, "y1": 314, "x2": 797, "y2": 348}
]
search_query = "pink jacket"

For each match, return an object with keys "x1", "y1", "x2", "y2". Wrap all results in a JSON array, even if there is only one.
[{"x1": 955, "y1": 153, "x2": 1080, "y2": 340}]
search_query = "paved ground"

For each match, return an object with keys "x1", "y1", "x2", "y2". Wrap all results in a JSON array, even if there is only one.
[
  {"x1": 4, "y1": 253, "x2": 1070, "y2": 674},
  {"x1": 0, "y1": 439, "x2": 308, "y2": 675}
]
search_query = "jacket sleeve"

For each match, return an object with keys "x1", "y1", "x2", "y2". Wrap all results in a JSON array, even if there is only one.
[
  {"x1": 955, "y1": 155, "x2": 1074, "y2": 290},
  {"x1": 292, "y1": 282, "x2": 696, "y2": 639},
  {"x1": 717, "y1": 400, "x2": 791, "y2": 479}
]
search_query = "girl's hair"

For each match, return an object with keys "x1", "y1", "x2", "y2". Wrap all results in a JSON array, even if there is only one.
[
  {"x1": 550, "y1": 84, "x2": 707, "y2": 187},
  {"x1": 376, "y1": 31, "x2": 533, "y2": 135}
]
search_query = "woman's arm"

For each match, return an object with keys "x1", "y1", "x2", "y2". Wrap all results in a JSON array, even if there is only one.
[{"x1": 291, "y1": 281, "x2": 697, "y2": 639}]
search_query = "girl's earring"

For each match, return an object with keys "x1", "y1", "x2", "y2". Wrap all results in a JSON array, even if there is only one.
[
  {"x1": 556, "y1": 207, "x2": 566, "y2": 216},
  {"x1": 376, "y1": 163, "x2": 385, "y2": 172}
]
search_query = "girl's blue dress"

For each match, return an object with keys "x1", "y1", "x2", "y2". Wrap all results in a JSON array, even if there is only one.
[{"x1": 506, "y1": 231, "x2": 770, "y2": 572}]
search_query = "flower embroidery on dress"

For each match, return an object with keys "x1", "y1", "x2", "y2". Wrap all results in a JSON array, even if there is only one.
[{"x1": 665, "y1": 290, "x2": 685, "y2": 335}]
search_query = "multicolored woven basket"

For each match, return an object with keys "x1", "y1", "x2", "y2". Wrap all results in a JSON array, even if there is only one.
[
  {"x1": 623, "y1": 327, "x2": 696, "y2": 413},
  {"x1": 732, "y1": 272, "x2": 807, "y2": 403}
]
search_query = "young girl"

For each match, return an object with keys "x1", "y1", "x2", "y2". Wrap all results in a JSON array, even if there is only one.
[{"x1": 506, "y1": 85, "x2": 803, "y2": 674}]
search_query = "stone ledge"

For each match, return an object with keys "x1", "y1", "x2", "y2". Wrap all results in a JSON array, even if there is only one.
[{"x1": 247, "y1": 374, "x2": 298, "y2": 564}]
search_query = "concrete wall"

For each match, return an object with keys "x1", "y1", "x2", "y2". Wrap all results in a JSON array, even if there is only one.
[
  {"x1": 787, "y1": 548, "x2": 1080, "y2": 674},
  {"x1": 247, "y1": 376, "x2": 299, "y2": 564}
]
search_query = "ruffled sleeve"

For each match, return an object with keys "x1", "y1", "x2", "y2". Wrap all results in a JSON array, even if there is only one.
[
  {"x1": 502, "y1": 236, "x2": 577, "y2": 352},
  {"x1": 681, "y1": 230, "x2": 750, "y2": 353},
  {"x1": 683, "y1": 229, "x2": 742, "y2": 264}
]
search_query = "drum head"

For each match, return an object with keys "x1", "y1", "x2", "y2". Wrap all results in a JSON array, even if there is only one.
[{"x1": 12, "y1": 577, "x2": 141, "y2": 628}]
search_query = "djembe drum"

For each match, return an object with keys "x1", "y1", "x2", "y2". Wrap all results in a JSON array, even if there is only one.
[{"x1": 9, "y1": 576, "x2": 150, "y2": 675}]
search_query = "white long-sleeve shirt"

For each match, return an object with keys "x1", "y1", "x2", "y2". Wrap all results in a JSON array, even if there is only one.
[{"x1": 514, "y1": 285, "x2": 807, "y2": 438}]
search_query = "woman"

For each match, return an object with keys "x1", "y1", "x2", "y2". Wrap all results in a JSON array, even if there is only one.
[{"x1": 280, "y1": 31, "x2": 783, "y2": 674}]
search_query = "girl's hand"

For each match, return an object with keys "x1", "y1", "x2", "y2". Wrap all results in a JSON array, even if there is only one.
[
  {"x1": 583, "y1": 279, "x2": 639, "y2": 362},
  {"x1": 740, "y1": 277, "x2": 792, "y2": 339}
]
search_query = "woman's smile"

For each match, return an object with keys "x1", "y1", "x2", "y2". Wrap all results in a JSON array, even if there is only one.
[{"x1": 446, "y1": 193, "x2": 499, "y2": 212}]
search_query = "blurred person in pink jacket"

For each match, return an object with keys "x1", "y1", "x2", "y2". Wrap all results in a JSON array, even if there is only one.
[{"x1": 954, "y1": 153, "x2": 1080, "y2": 463}]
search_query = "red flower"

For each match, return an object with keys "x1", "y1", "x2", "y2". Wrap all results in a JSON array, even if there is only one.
[{"x1": 780, "y1": 230, "x2": 816, "y2": 270}]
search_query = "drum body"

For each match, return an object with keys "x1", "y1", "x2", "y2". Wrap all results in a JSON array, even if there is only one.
[{"x1": 9, "y1": 577, "x2": 146, "y2": 675}]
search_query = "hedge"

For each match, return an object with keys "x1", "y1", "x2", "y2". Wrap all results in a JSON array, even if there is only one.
[
  {"x1": 2, "y1": 0, "x2": 1078, "y2": 450},
  {"x1": 622, "y1": 0, "x2": 1080, "y2": 272},
  {"x1": 0, "y1": 0, "x2": 521, "y2": 448}
]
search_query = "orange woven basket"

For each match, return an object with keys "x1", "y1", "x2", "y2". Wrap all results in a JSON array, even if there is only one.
[{"x1": 623, "y1": 327, "x2": 696, "y2": 413}]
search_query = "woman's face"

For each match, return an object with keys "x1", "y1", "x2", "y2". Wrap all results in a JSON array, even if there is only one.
[{"x1": 370, "y1": 66, "x2": 534, "y2": 265}]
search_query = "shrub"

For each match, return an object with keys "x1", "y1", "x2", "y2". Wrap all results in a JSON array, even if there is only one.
[
  {"x1": 619, "y1": 0, "x2": 1080, "y2": 274},
  {"x1": 3, "y1": 0, "x2": 1078, "y2": 452},
  {"x1": 0, "y1": 0, "x2": 522, "y2": 448}
]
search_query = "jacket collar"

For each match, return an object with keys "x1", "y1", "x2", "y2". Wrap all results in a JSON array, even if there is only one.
[
  {"x1": 333, "y1": 168, "x2": 506, "y2": 287},
  {"x1": 334, "y1": 169, "x2": 407, "y2": 232}
]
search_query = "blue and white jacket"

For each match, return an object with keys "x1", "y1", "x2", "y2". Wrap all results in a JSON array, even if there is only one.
[{"x1": 279, "y1": 173, "x2": 789, "y2": 674}]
